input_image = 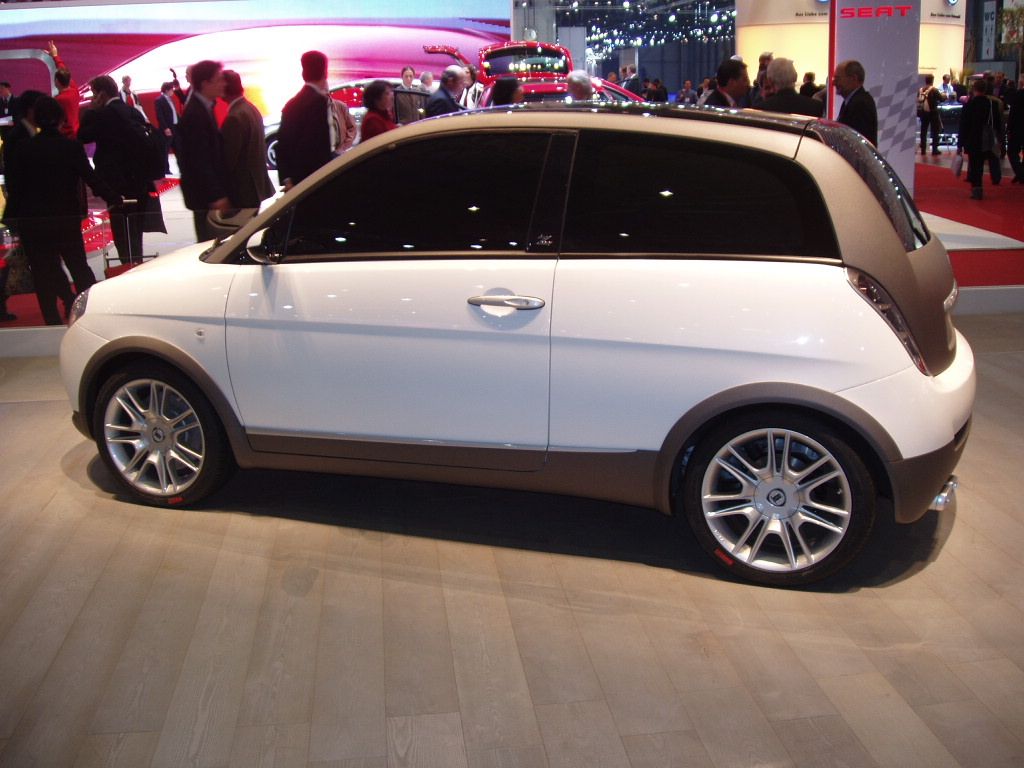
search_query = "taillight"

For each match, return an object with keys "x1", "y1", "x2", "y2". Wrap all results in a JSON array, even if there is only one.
[{"x1": 848, "y1": 269, "x2": 929, "y2": 375}]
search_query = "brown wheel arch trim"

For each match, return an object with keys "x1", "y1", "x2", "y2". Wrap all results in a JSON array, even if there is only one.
[
  {"x1": 76, "y1": 337, "x2": 251, "y2": 461},
  {"x1": 651, "y1": 382, "x2": 903, "y2": 517},
  {"x1": 76, "y1": 340, "x2": 662, "y2": 509}
]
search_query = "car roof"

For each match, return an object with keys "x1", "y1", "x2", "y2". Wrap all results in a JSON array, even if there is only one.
[{"x1": 452, "y1": 100, "x2": 820, "y2": 138}]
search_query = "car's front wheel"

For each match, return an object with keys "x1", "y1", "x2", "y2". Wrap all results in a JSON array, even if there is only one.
[
  {"x1": 93, "y1": 363, "x2": 234, "y2": 507},
  {"x1": 681, "y1": 412, "x2": 875, "y2": 586}
]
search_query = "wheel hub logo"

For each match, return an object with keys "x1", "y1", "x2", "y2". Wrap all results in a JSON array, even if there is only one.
[{"x1": 767, "y1": 489, "x2": 787, "y2": 507}]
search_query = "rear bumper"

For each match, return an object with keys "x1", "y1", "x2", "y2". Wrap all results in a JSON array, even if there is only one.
[{"x1": 888, "y1": 416, "x2": 971, "y2": 523}]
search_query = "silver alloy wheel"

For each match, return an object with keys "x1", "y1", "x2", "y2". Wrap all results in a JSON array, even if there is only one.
[
  {"x1": 102, "y1": 378, "x2": 206, "y2": 497},
  {"x1": 700, "y1": 427, "x2": 851, "y2": 573}
]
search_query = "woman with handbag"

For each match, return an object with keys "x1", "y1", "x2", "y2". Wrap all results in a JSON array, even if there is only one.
[{"x1": 957, "y1": 78, "x2": 1005, "y2": 200}]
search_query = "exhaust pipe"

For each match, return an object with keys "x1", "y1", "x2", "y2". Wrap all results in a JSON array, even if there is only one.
[{"x1": 930, "y1": 475, "x2": 959, "y2": 513}]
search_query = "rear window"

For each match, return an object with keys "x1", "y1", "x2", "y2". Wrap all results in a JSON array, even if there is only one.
[
  {"x1": 810, "y1": 123, "x2": 929, "y2": 251},
  {"x1": 523, "y1": 89, "x2": 629, "y2": 104},
  {"x1": 482, "y1": 48, "x2": 570, "y2": 78},
  {"x1": 562, "y1": 130, "x2": 840, "y2": 258}
]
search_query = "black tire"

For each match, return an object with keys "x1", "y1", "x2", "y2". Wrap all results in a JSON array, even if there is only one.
[
  {"x1": 680, "y1": 411, "x2": 875, "y2": 587},
  {"x1": 92, "y1": 362, "x2": 235, "y2": 507}
]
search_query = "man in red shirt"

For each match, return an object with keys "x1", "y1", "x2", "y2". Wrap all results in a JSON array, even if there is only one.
[{"x1": 46, "y1": 40, "x2": 79, "y2": 139}]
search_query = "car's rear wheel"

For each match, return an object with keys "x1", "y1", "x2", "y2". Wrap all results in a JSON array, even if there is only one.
[
  {"x1": 681, "y1": 412, "x2": 875, "y2": 586},
  {"x1": 93, "y1": 363, "x2": 234, "y2": 507}
]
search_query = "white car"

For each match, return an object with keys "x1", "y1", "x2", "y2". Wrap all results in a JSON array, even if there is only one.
[{"x1": 60, "y1": 103, "x2": 975, "y2": 586}]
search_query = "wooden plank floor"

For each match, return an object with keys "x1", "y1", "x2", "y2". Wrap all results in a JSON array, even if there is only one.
[{"x1": 0, "y1": 314, "x2": 1022, "y2": 768}]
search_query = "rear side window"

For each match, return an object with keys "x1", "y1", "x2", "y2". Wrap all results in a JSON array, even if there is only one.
[
  {"x1": 562, "y1": 130, "x2": 839, "y2": 258},
  {"x1": 810, "y1": 123, "x2": 929, "y2": 250},
  {"x1": 281, "y1": 132, "x2": 550, "y2": 256}
]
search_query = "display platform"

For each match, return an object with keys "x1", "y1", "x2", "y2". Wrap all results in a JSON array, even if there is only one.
[
  {"x1": 913, "y1": 156, "x2": 1024, "y2": 284},
  {"x1": 0, "y1": 313, "x2": 1023, "y2": 768}
]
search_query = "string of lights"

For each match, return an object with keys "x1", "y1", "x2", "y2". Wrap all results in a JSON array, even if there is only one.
[{"x1": 554, "y1": 0, "x2": 736, "y2": 63}]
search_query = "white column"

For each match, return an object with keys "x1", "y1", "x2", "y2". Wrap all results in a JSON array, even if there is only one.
[{"x1": 832, "y1": 0, "x2": 921, "y2": 194}]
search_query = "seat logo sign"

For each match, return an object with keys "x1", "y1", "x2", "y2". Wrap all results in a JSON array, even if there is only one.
[{"x1": 840, "y1": 5, "x2": 913, "y2": 17}]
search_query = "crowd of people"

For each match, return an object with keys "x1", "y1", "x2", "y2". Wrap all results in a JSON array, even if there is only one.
[
  {"x1": 0, "y1": 43, "x2": 279, "y2": 323},
  {"x1": 658, "y1": 53, "x2": 864, "y2": 137},
  {"x1": 1, "y1": 39, "x2": 1021, "y2": 325},
  {"x1": 956, "y1": 72, "x2": 1023, "y2": 199},
  {"x1": 627, "y1": 52, "x2": 1021, "y2": 200}
]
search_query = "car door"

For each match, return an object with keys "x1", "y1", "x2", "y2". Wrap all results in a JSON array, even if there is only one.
[
  {"x1": 224, "y1": 131, "x2": 559, "y2": 471},
  {"x1": 549, "y1": 128, "x2": 843, "y2": 453}
]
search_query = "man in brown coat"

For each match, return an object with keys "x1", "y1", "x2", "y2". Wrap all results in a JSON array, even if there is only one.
[{"x1": 220, "y1": 70, "x2": 275, "y2": 213}]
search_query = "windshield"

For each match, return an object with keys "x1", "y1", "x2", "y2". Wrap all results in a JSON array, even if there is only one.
[{"x1": 482, "y1": 47, "x2": 570, "y2": 78}]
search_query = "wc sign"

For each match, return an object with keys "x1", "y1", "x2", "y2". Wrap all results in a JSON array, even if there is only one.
[{"x1": 831, "y1": 0, "x2": 920, "y2": 192}]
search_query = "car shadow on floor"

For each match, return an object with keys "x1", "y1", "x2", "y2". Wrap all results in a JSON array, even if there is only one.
[{"x1": 84, "y1": 458, "x2": 955, "y2": 593}]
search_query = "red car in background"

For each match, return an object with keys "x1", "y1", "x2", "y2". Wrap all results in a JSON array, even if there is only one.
[
  {"x1": 425, "y1": 40, "x2": 641, "y2": 106},
  {"x1": 263, "y1": 41, "x2": 639, "y2": 169}
]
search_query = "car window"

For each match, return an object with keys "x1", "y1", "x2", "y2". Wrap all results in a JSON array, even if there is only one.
[
  {"x1": 562, "y1": 130, "x2": 840, "y2": 258},
  {"x1": 809, "y1": 123, "x2": 929, "y2": 250},
  {"x1": 482, "y1": 48, "x2": 570, "y2": 78},
  {"x1": 523, "y1": 89, "x2": 622, "y2": 104},
  {"x1": 275, "y1": 132, "x2": 551, "y2": 257}
]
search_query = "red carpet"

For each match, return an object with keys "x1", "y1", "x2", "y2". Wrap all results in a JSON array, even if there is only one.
[
  {"x1": 949, "y1": 249, "x2": 1024, "y2": 287},
  {"x1": 913, "y1": 160, "x2": 1024, "y2": 288},
  {"x1": 913, "y1": 162, "x2": 1024, "y2": 242}
]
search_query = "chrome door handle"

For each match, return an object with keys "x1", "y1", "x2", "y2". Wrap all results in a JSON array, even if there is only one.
[{"x1": 468, "y1": 295, "x2": 546, "y2": 310}]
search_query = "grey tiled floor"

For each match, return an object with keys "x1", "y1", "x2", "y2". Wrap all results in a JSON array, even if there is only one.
[{"x1": 0, "y1": 314, "x2": 1022, "y2": 768}]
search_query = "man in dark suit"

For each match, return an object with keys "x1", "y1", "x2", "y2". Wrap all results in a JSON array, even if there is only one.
[
  {"x1": 425, "y1": 65, "x2": 466, "y2": 117},
  {"x1": 834, "y1": 60, "x2": 878, "y2": 146},
  {"x1": 154, "y1": 81, "x2": 179, "y2": 175},
  {"x1": 276, "y1": 51, "x2": 334, "y2": 191},
  {"x1": 0, "y1": 88, "x2": 44, "y2": 322},
  {"x1": 799, "y1": 73, "x2": 818, "y2": 98},
  {"x1": 621, "y1": 66, "x2": 642, "y2": 97},
  {"x1": 757, "y1": 58, "x2": 824, "y2": 118},
  {"x1": 78, "y1": 75, "x2": 163, "y2": 263},
  {"x1": 1, "y1": 89, "x2": 44, "y2": 185},
  {"x1": 220, "y1": 70, "x2": 275, "y2": 211},
  {"x1": 175, "y1": 59, "x2": 230, "y2": 241},
  {"x1": 917, "y1": 74, "x2": 944, "y2": 156},
  {"x1": 704, "y1": 58, "x2": 749, "y2": 109},
  {"x1": 3, "y1": 97, "x2": 117, "y2": 324},
  {"x1": 0, "y1": 81, "x2": 12, "y2": 120}
]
